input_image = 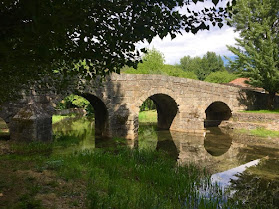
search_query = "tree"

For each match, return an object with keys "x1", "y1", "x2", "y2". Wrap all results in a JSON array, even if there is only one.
[
  {"x1": 204, "y1": 71, "x2": 238, "y2": 83},
  {"x1": 201, "y1": 51, "x2": 225, "y2": 80},
  {"x1": 179, "y1": 52, "x2": 225, "y2": 80},
  {"x1": 180, "y1": 56, "x2": 203, "y2": 76},
  {"x1": 140, "y1": 98, "x2": 156, "y2": 111},
  {"x1": 138, "y1": 48, "x2": 165, "y2": 74},
  {"x1": 56, "y1": 94, "x2": 94, "y2": 115},
  {"x1": 122, "y1": 48, "x2": 198, "y2": 79},
  {"x1": 163, "y1": 65, "x2": 198, "y2": 79},
  {"x1": 122, "y1": 48, "x2": 164, "y2": 74},
  {"x1": 0, "y1": 0, "x2": 234, "y2": 103},
  {"x1": 227, "y1": 0, "x2": 279, "y2": 109},
  {"x1": 57, "y1": 94, "x2": 90, "y2": 110}
]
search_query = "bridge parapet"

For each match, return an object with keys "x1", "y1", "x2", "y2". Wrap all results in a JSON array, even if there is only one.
[{"x1": 1, "y1": 73, "x2": 278, "y2": 141}]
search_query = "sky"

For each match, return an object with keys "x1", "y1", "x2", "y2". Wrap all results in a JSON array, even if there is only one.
[{"x1": 136, "y1": 0, "x2": 239, "y2": 65}]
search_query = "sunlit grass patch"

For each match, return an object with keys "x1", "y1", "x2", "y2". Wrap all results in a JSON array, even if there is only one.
[
  {"x1": 250, "y1": 128, "x2": 279, "y2": 138},
  {"x1": 238, "y1": 128, "x2": 279, "y2": 138},
  {"x1": 138, "y1": 110, "x2": 157, "y2": 123},
  {"x1": 46, "y1": 148, "x2": 237, "y2": 208},
  {"x1": 52, "y1": 114, "x2": 75, "y2": 124},
  {"x1": 0, "y1": 119, "x2": 9, "y2": 136},
  {"x1": 0, "y1": 137, "x2": 240, "y2": 208},
  {"x1": 240, "y1": 109, "x2": 279, "y2": 114}
]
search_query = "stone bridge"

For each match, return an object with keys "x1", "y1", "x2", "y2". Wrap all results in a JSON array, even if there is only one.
[{"x1": 0, "y1": 74, "x2": 278, "y2": 141}]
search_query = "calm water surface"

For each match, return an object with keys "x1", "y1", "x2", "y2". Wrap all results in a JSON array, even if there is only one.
[{"x1": 53, "y1": 117, "x2": 279, "y2": 206}]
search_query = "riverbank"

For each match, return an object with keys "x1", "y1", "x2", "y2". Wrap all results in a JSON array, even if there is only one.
[
  {"x1": 220, "y1": 111, "x2": 279, "y2": 137},
  {"x1": 52, "y1": 110, "x2": 158, "y2": 124},
  {"x1": 0, "y1": 139, "x2": 239, "y2": 208},
  {"x1": 1, "y1": 114, "x2": 279, "y2": 208},
  {"x1": 52, "y1": 114, "x2": 77, "y2": 124}
]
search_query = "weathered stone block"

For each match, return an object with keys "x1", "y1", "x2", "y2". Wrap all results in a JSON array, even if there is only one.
[{"x1": 9, "y1": 104, "x2": 52, "y2": 142}]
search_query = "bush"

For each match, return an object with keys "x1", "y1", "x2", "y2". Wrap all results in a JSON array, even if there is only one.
[{"x1": 205, "y1": 71, "x2": 238, "y2": 83}]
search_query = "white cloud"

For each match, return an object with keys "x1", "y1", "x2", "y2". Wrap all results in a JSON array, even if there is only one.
[
  {"x1": 136, "y1": 26, "x2": 239, "y2": 64},
  {"x1": 136, "y1": 0, "x2": 239, "y2": 64}
]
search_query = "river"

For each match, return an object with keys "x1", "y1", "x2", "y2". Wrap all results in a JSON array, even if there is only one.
[{"x1": 52, "y1": 116, "x2": 279, "y2": 207}]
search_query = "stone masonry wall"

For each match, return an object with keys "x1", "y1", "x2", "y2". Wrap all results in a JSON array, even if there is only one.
[
  {"x1": 226, "y1": 112, "x2": 279, "y2": 131},
  {"x1": 80, "y1": 74, "x2": 278, "y2": 139},
  {"x1": 1, "y1": 73, "x2": 278, "y2": 141}
]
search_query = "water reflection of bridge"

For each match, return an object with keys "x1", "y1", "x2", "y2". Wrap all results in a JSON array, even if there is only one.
[
  {"x1": 135, "y1": 126, "x2": 246, "y2": 173},
  {"x1": 171, "y1": 130, "x2": 246, "y2": 173},
  {"x1": 52, "y1": 117, "x2": 278, "y2": 176}
]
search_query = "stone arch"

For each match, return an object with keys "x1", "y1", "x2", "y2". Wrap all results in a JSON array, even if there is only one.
[
  {"x1": 80, "y1": 93, "x2": 109, "y2": 137},
  {"x1": 204, "y1": 101, "x2": 232, "y2": 127},
  {"x1": 0, "y1": 116, "x2": 10, "y2": 140},
  {"x1": 137, "y1": 91, "x2": 179, "y2": 130},
  {"x1": 53, "y1": 92, "x2": 110, "y2": 138}
]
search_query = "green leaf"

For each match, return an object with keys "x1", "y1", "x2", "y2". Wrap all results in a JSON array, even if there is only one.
[
  {"x1": 212, "y1": 0, "x2": 219, "y2": 6},
  {"x1": 218, "y1": 23, "x2": 223, "y2": 28}
]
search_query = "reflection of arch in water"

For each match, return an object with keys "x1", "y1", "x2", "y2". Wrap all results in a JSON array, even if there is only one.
[
  {"x1": 170, "y1": 130, "x2": 244, "y2": 172},
  {"x1": 204, "y1": 127, "x2": 232, "y2": 156},
  {"x1": 204, "y1": 101, "x2": 232, "y2": 128},
  {"x1": 138, "y1": 93, "x2": 178, "y2": 130},
  {"x1": 0, "y1": 117, "x2": 9, "y2": 140},
  {"x1": 135, "y1": 126, "x2": 245, "y2": 173},
  {"x1": 156, "y1": 131, "x2": 179, "y2": 161},
  {"x1": 81, "y1": 94, "x2": 109, "y2": 137},
  {"x1": 136, "y1": 124, "x2": 179, "y2": 161}
]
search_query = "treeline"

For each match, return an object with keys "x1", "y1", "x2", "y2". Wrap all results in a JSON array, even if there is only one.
[
  {"x1": 56, "y1": 94, "x2": 94, "y2": 115},
  {"x1": 122, "y1": 49, "x2": 197, "y2": 79},
  {"x1": 122, "y1": 48, "x2": 238, "y2": 84}
]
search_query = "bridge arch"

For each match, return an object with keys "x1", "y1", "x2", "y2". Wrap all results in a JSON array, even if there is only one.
[
  {"x1": 54, "y1": 93, "x2": 110, "y2": 138},
  {"x1": 81, "y1": 93, "x2": 109, "y2": 137},
  {"x1": 204, "y1": 101, "x2": 232, "y2": 127},
  {"x1": 0, "y1": 116, "x2": 10, "y2": 140},
  {"x1": 137, "y1": 91, "x2": 179, "y2": 130}
]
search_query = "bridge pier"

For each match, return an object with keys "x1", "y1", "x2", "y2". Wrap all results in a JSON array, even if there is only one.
[
  {"x1": 9, "y1": 104, "x2": 52, "y2": 141},
  {"x1": 107, "y1": 107, "x2": 138, "y2": 139}
]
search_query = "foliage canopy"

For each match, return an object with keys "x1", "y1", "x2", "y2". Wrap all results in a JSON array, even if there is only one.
[
  {"x1": 227, "y1": 0, "x2": 279, "y2": 109},
  {"x1": 0, "y1": 0, "x2": 234, "y2": 103},
  {"x1": 179, "y1": 52, "x2": 226, "y2": 80},
  {"x1": 122, "y1": 48, "x2": 198, "y2": 79},
  {"x1": 204, "y1": 71, "x2": 238, "y2": 83}
]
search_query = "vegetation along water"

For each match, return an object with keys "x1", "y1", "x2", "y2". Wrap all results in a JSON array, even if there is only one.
[{"x1": 1, "y1": 112, "x2": 279, "y2": 208}]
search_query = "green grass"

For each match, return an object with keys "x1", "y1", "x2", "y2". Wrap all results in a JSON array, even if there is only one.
[
  {"x1": 46, "y1": 148, "x2": 237, "y2": 208},
  {"x1": 250, "y1": 128, "x2": 279, "y2": 138},
  {"x1": 240, "y1": 109, "x2": 279, "y2": 114},
  {"x1": 0, "y1": 139, "x2": 240, "y2": 209},
  {"x1": 238, "y1": 128, "x2": 279, "y2": 138},
  {"x1": 53, "y1": 110, "x2": 157, "y2": 124},
  {"x1": 138, "y1": 110, "x2": 157, "y2": 123},
  {"x1": 52, "y1": 114, "x2": 76, "y2": 124},
  {"x1": 0, "y1": 119, "x2": 9, "y2": 135}
]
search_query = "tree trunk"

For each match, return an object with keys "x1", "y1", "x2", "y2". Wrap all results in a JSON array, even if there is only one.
[{"x1": 267, "y1": 92, "x2": 276, "y2": 110}]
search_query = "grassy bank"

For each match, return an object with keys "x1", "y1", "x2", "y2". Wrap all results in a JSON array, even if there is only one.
[
  {"x1": 238, "y1": 128, "x2": 279, "y2": 138},
  {"x1": 138, "y1": 110, "x2": 157, "y2": 123},
  {"x1": 0, "y1": 119, "x2": 8, "y2": 131},
  {"x1": 53, "y1": 110, "x2": 157, "y2": 124},
  {"x1": 0, "y1": 138, "x2": 240, "y2": 209},
  {"x1": 52, "y1": 114, "x2": 78, "y2": 124},
  {"x1": 240, "y1": 109, "x2": 279, "y2": 114}
]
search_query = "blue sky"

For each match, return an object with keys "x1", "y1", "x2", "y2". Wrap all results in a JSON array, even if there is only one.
[{"x1": 136, "y1": 0, "x2": 239, "y2": 65}]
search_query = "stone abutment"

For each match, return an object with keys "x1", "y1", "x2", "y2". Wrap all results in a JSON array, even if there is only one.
[{"x1": 1, "y1": 74, "x2": 278, "y2": 141}]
